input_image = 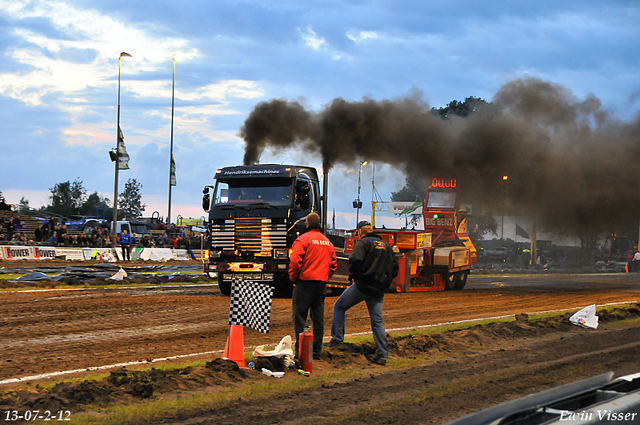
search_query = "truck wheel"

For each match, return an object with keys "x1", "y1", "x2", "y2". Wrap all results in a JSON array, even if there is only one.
[
  {"x1": 445, "y1": 273, "x2": 457, "y2": 290},
  {"x1": 218, "y1": 277, "x2": 231, "y2": 296},
  {"x1": 454, "y1": 272, "x2": 468, "y2": 290}
]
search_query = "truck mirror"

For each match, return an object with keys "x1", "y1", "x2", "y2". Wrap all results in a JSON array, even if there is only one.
[{"x1": 202, "y1": 193, "x2": 210, "y2": 211}]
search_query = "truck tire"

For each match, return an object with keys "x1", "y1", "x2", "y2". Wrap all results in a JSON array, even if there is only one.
[
  {"x1": 218, "y1": 276, "x2": 231, "y2": 296},
  {"x1": 445, "y1": 273, "x2": 457, "y2": 290},
  {"x1": 454, "y1": 272, "x2": 468, "y2": 290}
]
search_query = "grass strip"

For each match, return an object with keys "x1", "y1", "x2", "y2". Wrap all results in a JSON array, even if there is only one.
[{"x1": 70, "y1": 367, "x2": 366, "y2": 425}]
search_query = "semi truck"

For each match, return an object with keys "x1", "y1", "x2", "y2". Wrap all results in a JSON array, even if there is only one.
[
  {"x1": 201, "y1": 165, "x2": 476, "y2": 294},
  {"x1": 201, "y1": 164, "x2": 322, "y2": 295}
]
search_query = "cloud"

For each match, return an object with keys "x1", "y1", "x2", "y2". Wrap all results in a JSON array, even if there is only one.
[
  {"x1": 299, "y1": 26, "x2": 326, "y2": 50},
  {"x1": 0, "y1": 0, "x2": 198, "y2": 106},
  {"x1": 346, "y1": 30, "x2": 381, "y2": 43}
]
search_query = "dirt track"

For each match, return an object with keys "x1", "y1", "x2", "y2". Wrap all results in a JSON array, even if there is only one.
[{"x1": 1, "y1": 265, "x2": 640, "y2": 423}]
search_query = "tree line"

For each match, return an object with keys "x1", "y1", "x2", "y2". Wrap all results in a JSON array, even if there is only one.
[{"x1": 4, "y1": 178, "x2": 146, "y2": 220}]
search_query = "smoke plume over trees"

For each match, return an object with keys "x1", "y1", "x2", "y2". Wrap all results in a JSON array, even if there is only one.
[{"x1": 240, "y1": 77, "x2": 640, "y2": 238}]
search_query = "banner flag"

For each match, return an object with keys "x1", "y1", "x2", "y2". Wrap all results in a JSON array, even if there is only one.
[
  {"x1": 516, "y1": 223, "x2": 530, "y2": 239},
  {"x1": 229, "y1": 278, "x2": 274, "y2": 334},
  {"x1": 118, "y1": 126, "x2": 130, "y2": 170},
  {"x1": 170, "y1": 154, "x2": 176, "y2": 186}
]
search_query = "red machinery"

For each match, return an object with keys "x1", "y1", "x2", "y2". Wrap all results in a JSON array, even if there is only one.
[{"x1": 337, "y1": 178, "x2": 476, "y2": 292}]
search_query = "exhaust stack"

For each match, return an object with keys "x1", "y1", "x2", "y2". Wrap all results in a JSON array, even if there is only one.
[{"x1": 322, "y1": 169, "x2": 328, "y2": 234}]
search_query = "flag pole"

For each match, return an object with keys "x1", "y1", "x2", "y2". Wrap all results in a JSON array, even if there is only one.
[
  {"x1": 112, "y1": 52, "x2": 131, "y2": 250},
  {"x1": 167, "y1": 54, "x2": 176, "y2": 226}
]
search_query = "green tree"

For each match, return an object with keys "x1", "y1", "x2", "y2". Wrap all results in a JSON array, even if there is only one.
[
  {"x1": 18, "y1": 197, "x2": 30, "y2": 214},
  {"x1": 46, "y1": 179, "x2": 86, "y2": 217},
  {"x1": 119, "y1": 178, "x2": 146, "y2": 218},
  {"x1": 80, "y1": 192, "x2": 112, "y2": 218},
  {"x1": 467, "y1": 214, "x2": 498, "y2": 244},
  {"x1": 430, "y1": 96, "x2": 488, "y2": 119}
]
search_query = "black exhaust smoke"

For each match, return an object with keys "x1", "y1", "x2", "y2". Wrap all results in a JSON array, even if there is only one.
[{"x1": 240, "y1": 77, "x2": 640, "y2": 234}]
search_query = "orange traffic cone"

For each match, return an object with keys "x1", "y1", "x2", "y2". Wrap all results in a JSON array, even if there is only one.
[{"x1": 223, "y1": 325, "x2": 245, "y2": 367}]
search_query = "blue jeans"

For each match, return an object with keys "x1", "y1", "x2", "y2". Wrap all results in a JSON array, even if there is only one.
[{"x1": 330, "y1": 284, "x2": 388, "y2": 359}]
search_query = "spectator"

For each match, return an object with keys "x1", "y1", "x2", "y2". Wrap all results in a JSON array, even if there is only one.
[
  {"x1": 329, "y1": 221, "x2": 399, "y2": 366},
  {"x1": 48, "y1": 217, "x2": 57, "y2": 238},
  {"x1": 288, "y1": 212, "x2": 337, "y2": 360},
  {"x1": 5, "y1": 217, "x2": 16, "y2": 242},
  {"x1": 58, "y1": 224, "x2": 68, "y2": 246},
  {"x1": 118, "y1": 229, "x2": 132, "y2": 261}
]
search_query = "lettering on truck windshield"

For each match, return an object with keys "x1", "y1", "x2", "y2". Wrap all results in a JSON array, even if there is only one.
[{"x1": 213, "y1": 181, "x2": 294, "y2": 206}]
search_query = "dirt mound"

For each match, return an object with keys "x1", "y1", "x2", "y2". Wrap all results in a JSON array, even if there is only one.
[
  {"x1": 0, "y1": 359, "x2": 248, "y2": 413},
  {"x1": 3, "y1": 304, "x2": 638, "y2": 417}
]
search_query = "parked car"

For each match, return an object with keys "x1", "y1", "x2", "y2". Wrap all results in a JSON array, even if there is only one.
[{"x1": 483, "y1": 247, "x2": 508, "y2": 259}]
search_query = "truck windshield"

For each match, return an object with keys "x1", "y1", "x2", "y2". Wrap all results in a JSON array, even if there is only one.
[
  {"x1": 213, "y1": 179, "x2": 293, "y2": 207},
  {"x1": 426, "y1": 191, "x2": 457, "y2": 209},
  {"x1": 130, "y1": 224, "x2": 148, "y2": 234}
]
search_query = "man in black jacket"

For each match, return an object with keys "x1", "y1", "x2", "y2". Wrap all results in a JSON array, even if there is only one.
[{"x1": 329, "y1": 221, "x2": 399, "y2": 365}]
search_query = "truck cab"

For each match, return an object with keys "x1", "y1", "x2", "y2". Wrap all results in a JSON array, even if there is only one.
[{"x1": 202, "y1": 164, "x2": 321, "y2": 295}]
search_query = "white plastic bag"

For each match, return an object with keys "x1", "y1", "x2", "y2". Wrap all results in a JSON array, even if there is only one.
[
  {"x1": 569, "y1": 304, "x2": 599, "y2": 329},
  {"x1": 261, "y1": 368, "x2": 284, "y2": 378},
  {"x1": 108, "y1": 267, "x2": 128, "y2": 281},
  {"x1": 252, "y1": 335, "x2": 294, "y2": 359}
]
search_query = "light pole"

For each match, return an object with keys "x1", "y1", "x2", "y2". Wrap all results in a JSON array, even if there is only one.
[
  {"x1": 501, "y1": 175, "x2": 508, "y2": 240},
  {"x1": 353, "y1": 160, "x2": 368, "y2": 227},
  {"x1": 167, "y1": 53, "x2": 179, "y2": 226},
  {"x1": 112, "y1": 52, "x2": 131, "y2": 250}
]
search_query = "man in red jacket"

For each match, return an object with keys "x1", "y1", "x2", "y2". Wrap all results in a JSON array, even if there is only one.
[{"x1": 289, "y1": 212, "x2": 337, "y2": 359}]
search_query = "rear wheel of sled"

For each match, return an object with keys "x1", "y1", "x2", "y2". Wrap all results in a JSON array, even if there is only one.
[
  {"x1": 445, "y1": 272, "x2": 457, "y2": 290},
  {"x1": 454, "y1": 272, "x2": 468, "y2": 290}
]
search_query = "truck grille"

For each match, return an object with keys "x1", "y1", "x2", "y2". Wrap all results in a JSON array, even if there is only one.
[{"x1": 211, "y1": 218, "x2": 287, "y2": 254}]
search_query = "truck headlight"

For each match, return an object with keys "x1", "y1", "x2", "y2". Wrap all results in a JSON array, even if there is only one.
[
  {"x1": 263, "y1": 273, "x2": 274, "y2": 281},
  {"x1": 277, "y1": 263, "x2": 288, "y2": 270},
  {"x1": 274, "y1": 249, "x2": 288, "y2": 259},
  {"x1": 210, "y1": 250, "x2": 221, "y2": 258}
]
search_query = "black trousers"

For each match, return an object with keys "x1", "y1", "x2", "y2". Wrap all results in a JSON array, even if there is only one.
[
  {"x1": 292, "y1": 280, "x2": 327, "y2": 357},
  {"x1": 120, "y1": 244, "x2": 130, "y2": 261}
]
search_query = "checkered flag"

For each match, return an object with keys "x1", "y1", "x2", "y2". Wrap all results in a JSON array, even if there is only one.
[{"x1": 228, "y1": 278, "x2": 274, "y2": 334}]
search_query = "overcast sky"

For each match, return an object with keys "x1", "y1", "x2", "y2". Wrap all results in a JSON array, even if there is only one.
[{"x1": 1, "y1": 0, "x2": 639, "y2": 233}]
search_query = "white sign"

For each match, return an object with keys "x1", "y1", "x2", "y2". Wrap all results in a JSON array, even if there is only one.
[
  {"x1": 33, "y1": 246, "x2": 56, "y2": 259},
  {"x1": 55, "y1": 248, "x2": 86, "y2": 261},
  {"x1": 388, "y1": 202, "x2": 423, "y2": 215},
  {"x1": 1, "y1": 246, "x2": 35, "y2": 260}
]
